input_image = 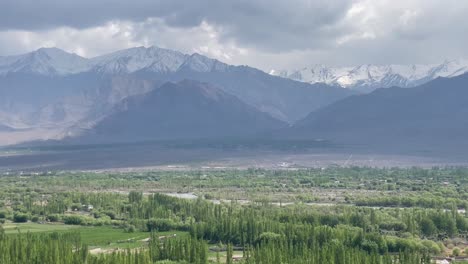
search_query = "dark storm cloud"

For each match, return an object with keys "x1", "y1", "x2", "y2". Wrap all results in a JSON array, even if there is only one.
[
  {"x1": 0, "y1": 0, "x2": 352, "y2": 51},
  {"x1": 1, "y1": 0, "x2": 468, "y2": 70}
]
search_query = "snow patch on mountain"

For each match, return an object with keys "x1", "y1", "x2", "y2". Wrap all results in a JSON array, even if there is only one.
[
  {"x1": 0, "y1": 46, "x2": 230, "y2": 76},
  {"x1": 91, "y1": 46, "x2": 188, "y2": 74},
  {"x1": 178, "y1": 53, "x2": 229, "y2": 73},
  {"x1": 273, "y1": 60, "x2": 468, "y2": 91},
  {"x1": 0, "y1": 48, "x2": 91, "y2": 76}
]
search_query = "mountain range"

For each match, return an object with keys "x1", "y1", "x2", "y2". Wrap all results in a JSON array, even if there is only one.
[
  {"x1": 287, "y1": 73, "x2": 468, "y2": 153},
  {"x1": 0, "y1": 46, "x2": 352, "y2": 144},
  {"x1": 2, "y1": 46, "x2": 468, "y2": 155},
  {"x1": 272, "y1": 59, "x2": 468, "y2": 92}
]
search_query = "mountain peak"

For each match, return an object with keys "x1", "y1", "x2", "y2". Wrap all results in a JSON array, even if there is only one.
[
  {"x1": 288, "y1": 72, "x2": 468, "y2": 151},
  {"x1": 0, "y1": 47, "x2": 89, "y2": 75},
  {"x1": 274, "y1": 60, "x2": 468, "y2": 92},
  {"x1": 32, "y1": 47, "x2": 86, "y2": 60},
  {"x1": 36, "y1": 47, "x2": 67, "y2": 53},
  {"x1": 177, "y1": 52, "x2": 228, "y2": 73},
  {"x1": 91, "y1": 45, "x2": 188, "y2": 74},
  {"x1": 0, "y1": 46, "x2": 234, "y2": 76},
  {"x1": 84, "y1": 79, "x2": 286, "y2": 142}
]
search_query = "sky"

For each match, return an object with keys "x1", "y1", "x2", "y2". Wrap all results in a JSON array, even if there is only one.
[{"x1": 0, "y1": 0, "x2": 468, "y2": 71}]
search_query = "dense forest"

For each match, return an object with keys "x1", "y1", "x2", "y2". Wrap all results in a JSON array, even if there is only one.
[{"x1": 0, "y1": 167, "x2": 467, "y2": 263}]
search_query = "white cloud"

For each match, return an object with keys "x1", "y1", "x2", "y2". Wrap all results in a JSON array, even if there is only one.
[
  {"x1": 0, "y1": 19, "x2": 247, "y2": 63},
  {"x1": 0, "y1": 0, "x2": 468, "y2": 71},
  {"x1": 0, "y1": 22, "x2": 141, "y2": 57}
]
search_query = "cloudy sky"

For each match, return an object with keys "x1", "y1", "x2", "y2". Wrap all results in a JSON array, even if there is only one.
[{"x1": 1, "y1": 0, "x2": 467, "y2": 71}]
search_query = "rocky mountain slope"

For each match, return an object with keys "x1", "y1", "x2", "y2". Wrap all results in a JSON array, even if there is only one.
[
  {"x1": 0, "y1": 47, "x2": 353, "y2": 132},
  {"x1": 77, "y1": 80, "x2": 287, "y2": 143},
  {"x1": 287, "y1": 73, "x2": 468, "y2": 152}
]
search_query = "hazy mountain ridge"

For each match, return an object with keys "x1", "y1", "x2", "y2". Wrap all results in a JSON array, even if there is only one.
[
  {"x1": 0, "y1": 48, "x2": 91, "y2": 76},
  {"x1": 1, "y1": 46, "x2": 467, "y2": 156},
  {"x1": 90, "y1": 46, "x2": 188, "y2": 74},
  {"x1": 0, "y1": 73, "x2": 159, "y2": 130},
  {"x1": 0, "y1": 46, "x2": 232, "y2": 76},
  {"x1": 75, "y1": 80, "x2": 287, "y2": 143},
  {"x1": 273, "y1": 59, "x2": 468, "y2": 92},
  {"x1": 286, "y1": 73, "x2": 468, "y2": 152},
  {"x1": 0, "y1": 123, "x2": 15, "y2": 132},
  {"x1": 0, "y1": 47, "x2": 353, "y2": 133}
]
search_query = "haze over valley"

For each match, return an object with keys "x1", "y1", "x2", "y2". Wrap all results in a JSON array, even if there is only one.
[{"x1": 0, "y1": 44, "x2": 468, "y2": 170}]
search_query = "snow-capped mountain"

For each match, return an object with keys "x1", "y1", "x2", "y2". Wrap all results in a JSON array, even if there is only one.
[
  {"x1": 90, "y1": 47, "x2": 229, "y2": 74},
  {"x1": 177, "y1": 53, "x2": 229, "y2": 73},
  {"x1": 273, "y1": 60, "x2": 468, "y2": 92},
  {"x1": 0, "y1": 46, "x2": 228, "y2": 76},
  {"x1": 0, "y1": 47, "x2": 91, "y2": 76},
  {"x1": 287, "y1": 72, "x2": 468, "y2": 152},
  {"x1": 90, "y1": 46, "x2": 188, "y2": 74},
  {"x1": 0, "y1": 46, "x2": 353, "y2": 135}
]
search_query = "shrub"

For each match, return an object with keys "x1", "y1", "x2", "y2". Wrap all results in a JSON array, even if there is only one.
[
  {"x1": 13, "y1": 213, "x2": 28, "y2": 223},
  {"x1": 0, "y1": 211, "x2": 6, "y2": 219},
  {"x1": 31, "y1": 216, "x2": 39, "y2": 223},
  {"x1": 92, "y1": 217, "x2": 111, "y2": 226},
  {"x1": 93, "y1": 212, "x2": 105, "y2": 219},
  {"x1": 147, "y1": 218, "x2": 175, "y2": 232},
  {"x1": 47, "y1": 214, "x2": 60, "y2": 222},
  {"x1": 125, "y1": 224, "x2": 136, "y2": 233},
  {"x1": 437, "y1": 242, "x2": 445, "y2": 253},
  {"x1": 256, "y1": 232, "x2": 282, "y2": 244},
  {"x1": 63, "y1": 215, "x2": 84, "y2": 225},
  {"x1": 421, "y1": 240, "x2": 442, "y2": 254},
  {"x1": 379, "y1": 221, "x2": 407, "y2": 232},
  {"x1": 103, "y1": 211, "x2": 117, "y2": 220},
  {"x1": 13, "y1": 213, "x2": 29, "y2": 223},
  {"x1": 204, "y1": 193, "x2": 214, "y2": 200}
]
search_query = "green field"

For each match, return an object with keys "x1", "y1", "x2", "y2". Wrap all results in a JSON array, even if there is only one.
[
  {"x1": 3, "y1": 222, "x2": 79, "y2": 234},
  {"x1": 2, "y1": 222, "x2": 188, "y2": 249},
  {"x1": 80, "y1": 228, "x2": 188, "y2": 249}
]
